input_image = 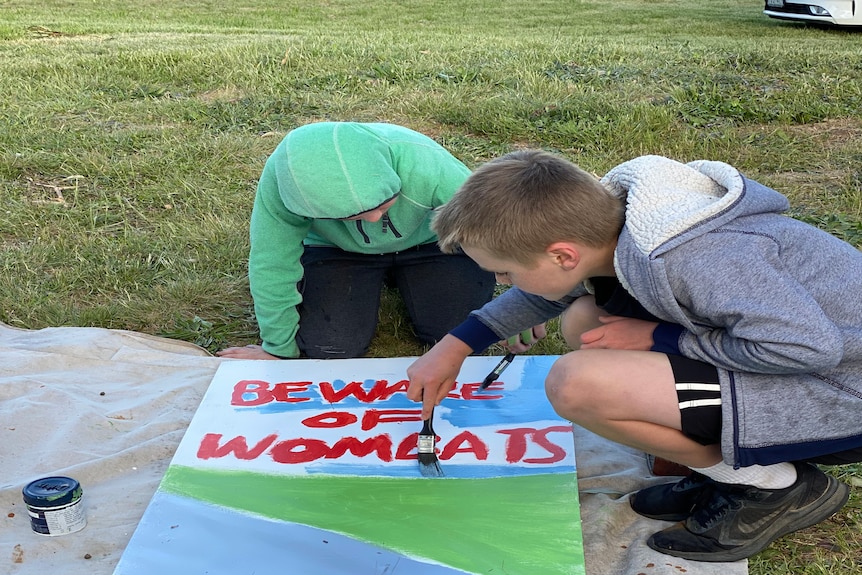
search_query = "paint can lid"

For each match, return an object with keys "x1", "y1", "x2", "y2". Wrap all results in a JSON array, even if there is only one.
[{"x1": 22, "y1": 476, "x2": 83, "y2": 507}]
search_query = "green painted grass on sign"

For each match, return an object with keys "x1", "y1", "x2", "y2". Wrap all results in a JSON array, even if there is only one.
[{"x1": 162, "y1": 466, "x2": 584, "y2": 575}]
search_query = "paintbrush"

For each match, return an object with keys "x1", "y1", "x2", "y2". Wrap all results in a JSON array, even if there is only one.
[
  {"x1": 480, "y1": 352, "x2": 515, "y2": 390},
  {"x1": 417, "y1": 407, "x2": 444, "y2": 477}
]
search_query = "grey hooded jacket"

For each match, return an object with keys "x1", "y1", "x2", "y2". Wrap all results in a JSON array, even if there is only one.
[{"x1": 471, "y1": 155, "x2": 862, "y2": 467}]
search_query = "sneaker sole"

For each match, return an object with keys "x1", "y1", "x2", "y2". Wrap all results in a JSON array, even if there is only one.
[{"x1": 647, "y1": 477, "x2": 850, "y2": 562}]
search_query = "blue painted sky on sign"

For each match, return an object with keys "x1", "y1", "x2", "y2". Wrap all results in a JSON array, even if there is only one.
[{"x1": 116, "y1": 491, "x2": 473, "y2": 575}]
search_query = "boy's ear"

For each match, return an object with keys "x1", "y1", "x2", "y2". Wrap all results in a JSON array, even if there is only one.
[{"x1": 546, "y1": 242, "x2": 580, "y2": 270}]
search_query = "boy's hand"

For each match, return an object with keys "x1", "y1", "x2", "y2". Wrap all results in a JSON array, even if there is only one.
[
  {"x1": 502, "y1": 323, "x2": 547, "y2": 353},
  {"x1": 579, "y1": 316, "x2": 657, "y2": 351},
  {"x1": 216, "y1": 344, "x2": 282, "y2": 360},
  {"x1": 407, "y1": 334, "x2": 473, "y2": 419}
]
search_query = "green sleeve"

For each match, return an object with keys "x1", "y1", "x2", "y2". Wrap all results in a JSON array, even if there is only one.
[{"x1": 247, "y1": 166, "x2": 310, "y2": 358}]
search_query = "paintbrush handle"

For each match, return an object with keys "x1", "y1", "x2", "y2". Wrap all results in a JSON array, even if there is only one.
[
  {"x1": 420, "y1": 414, "x2": 434, "y2": 435},
  {"x1": 480, "y1": 352, "x2": 515, "y2": 389}
]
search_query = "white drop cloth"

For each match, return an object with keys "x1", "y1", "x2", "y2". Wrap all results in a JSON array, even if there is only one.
[{"x1": 0, "y1": 323, "x2": 745, "y2": 575}]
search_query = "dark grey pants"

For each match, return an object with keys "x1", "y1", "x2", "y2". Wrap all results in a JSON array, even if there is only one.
[{"x1": 296, "y1": 243, "x2": 495, "y2": 359}]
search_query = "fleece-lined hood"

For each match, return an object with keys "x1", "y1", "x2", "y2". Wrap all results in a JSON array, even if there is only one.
[
  {"x1": 604, "y1": 154, "x2": 793, "y2": 325},
  {"x1": 272, "y1": 122, "x2": 402, "y2": 219},
  {"x1": 601, "y1": 155, "x2": 790, "y2": 256}
]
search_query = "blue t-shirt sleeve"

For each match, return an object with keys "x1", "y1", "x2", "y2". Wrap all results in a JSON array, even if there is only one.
[
  {"x1": 449, "y1": 315, "x2": 501, "y2": 353},
  {"x1": 651, "y1": 322, "x2": 684, "y2": 354}
]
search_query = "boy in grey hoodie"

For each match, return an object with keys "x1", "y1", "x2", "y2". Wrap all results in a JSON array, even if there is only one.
[{"x1": 406, "y1": 149, "x2": 861, "y2": 562}]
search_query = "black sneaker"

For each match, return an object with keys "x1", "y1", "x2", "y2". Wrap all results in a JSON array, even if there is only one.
[
  {"x1": 630, "y1": 472, "x2": 714, "y2": 521},
  {"x1": 646, "y1": 462, "x2": 850, "y2": 562}
]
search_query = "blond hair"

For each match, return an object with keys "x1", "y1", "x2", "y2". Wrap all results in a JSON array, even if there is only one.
[{"x1": 433, "y1": 150, "x2": 625, "y2": 265}]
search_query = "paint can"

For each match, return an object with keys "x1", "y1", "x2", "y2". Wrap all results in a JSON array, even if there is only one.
[{"x1": 22, "y1": 476, "x2": 87, "y2": 536}]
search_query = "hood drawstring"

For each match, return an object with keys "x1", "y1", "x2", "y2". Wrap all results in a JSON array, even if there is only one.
[
  {"x1": 355, "y1": 220, "x2": 371, "y2": 244},
  {"x1": 355, "y1": 214, "x2": 403, "y2": 245},
  {"x1": 381, "y1": 214, "x2": 402, "y2": 238}
]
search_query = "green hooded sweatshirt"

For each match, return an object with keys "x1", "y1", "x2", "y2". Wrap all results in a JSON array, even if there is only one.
[{"x1": 248, "y1": 122, "x2": 471, "y2": 358}]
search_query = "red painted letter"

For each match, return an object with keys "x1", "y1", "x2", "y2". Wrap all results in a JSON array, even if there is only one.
[
  {"x1": 498, "y1": 427, "x2": 532, "y2": 463},
  {"x1": 302, "y1": 411, "x2": 358, "y2": 428},
  {"x1": 270, "y1": 438, "x2": 329, "y2": 464},
  {"x1": 231, "y1": 380, "x2": 273, "y2": 406},
  {"x1": 498, "y1": 426, "x2": 573, "y2": 464},
  {"x1": 395, "y1": 433, "x2": 421, "y2": 460},
  {"x1": 326, "y1": 435, "x2": 393, "y2": 462},
  {"x1": 319, "y1": 379, "x2": 411, "y2": 404},
  {"x1": 440, "y1": 431, "x2": 489, "y2": 461},
  {"x1": 460, "y1": 382, "x2": 503, "y2": 400},
  {"x1": 360, "y1": 409, "x2": 421, "y2": 431},
  {"x1": 524, "y1": 425, "x2": 572, "y2": 464},
  {"x1": 270, "y1": 381, "x2": 313, "y2": 403},
  {"x1": 197, "y1": 433, "x2": 277, "y2": 460}
]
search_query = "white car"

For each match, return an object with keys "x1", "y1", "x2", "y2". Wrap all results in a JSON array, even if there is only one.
[{"x1": 764, "y1": 0, "x2": 862, "y2": 26}]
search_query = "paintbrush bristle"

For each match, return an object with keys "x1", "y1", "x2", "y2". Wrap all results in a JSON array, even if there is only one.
[
  {"x1": 418, "y1": 457, "x2": 444, "y2": 477},
  {"x1": 417, "y1": 408, "x2": 444, "y2": 477}
]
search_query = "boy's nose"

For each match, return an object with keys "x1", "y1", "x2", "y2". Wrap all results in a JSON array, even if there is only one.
[{"x1": 360, "y1": 209, "x2": 385, "y2": 222}]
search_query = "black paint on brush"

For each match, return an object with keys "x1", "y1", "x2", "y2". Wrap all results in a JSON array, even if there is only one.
[
  {"x1": 480, "y1": 352, "x2": 515, "y2": 390},
  {"x1": 417, "y1": 407, "x2": 444, "y2": 477}
]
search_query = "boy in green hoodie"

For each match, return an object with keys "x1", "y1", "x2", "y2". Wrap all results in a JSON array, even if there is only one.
[{"x1": 218, "y1": 122, "x2": 495, "y2": 360}]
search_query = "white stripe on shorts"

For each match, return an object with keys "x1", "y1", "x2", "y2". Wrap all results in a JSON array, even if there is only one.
[
  {"x1": 679, "y1": 398, "x2": 722, "y2": 410},
  {"x1": 675, "y1": 383, "x2": 721, "y2": 392}
]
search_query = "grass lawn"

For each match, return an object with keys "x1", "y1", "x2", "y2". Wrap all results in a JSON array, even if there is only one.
[{"x1": 1, "y1": 1, "x2": 861, "y2": 572}]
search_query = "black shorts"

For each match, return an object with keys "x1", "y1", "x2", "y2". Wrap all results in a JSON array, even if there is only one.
[
  {"x1": 590, "y1": 278, "x2": 862, "y2": 463},
  {"x1": 667, "y1": 354, "x2": 862, "y2": 464},
  {"x1": 667, "y1": 354, "x2": 722, "y2": 446}
]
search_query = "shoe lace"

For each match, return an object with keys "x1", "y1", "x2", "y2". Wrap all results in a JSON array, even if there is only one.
[
  {"x1": 689, "y1": 484, "x2": 743, "y2": 530},
  {"x1": 678, "y1": 472, "x2": 708, "y2": 491}
]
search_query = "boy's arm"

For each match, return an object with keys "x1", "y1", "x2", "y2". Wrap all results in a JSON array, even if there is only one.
[
  {"x1": 465, "y1": 286, "x2": 582, "y2": 350},
  {"x1": 247, "y1": 172, "x2": 311, "y2": 359},
  {"x1": 407, "y1": 286, "x2": 584, "y2": 417},
  {"x1": 406, "y1": 335, "x2": 474, "y2": 419},
  {"x1": 668, "y1": 234, "x2": 844, "y2": 373}
]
